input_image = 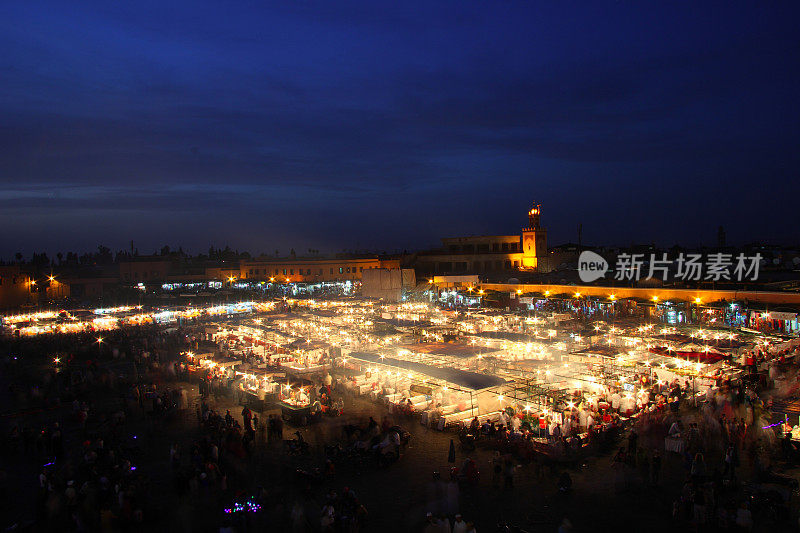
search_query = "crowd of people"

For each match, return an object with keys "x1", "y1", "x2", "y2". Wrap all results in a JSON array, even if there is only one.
[{"x1": 3, "y1": 310, "x2": 800, "y2": 531}]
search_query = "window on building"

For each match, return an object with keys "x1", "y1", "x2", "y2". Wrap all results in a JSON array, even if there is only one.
[
  {"x1": 513, "y1": 260, "x2": 519, "y2": 267},
  {"x1": 504, "y1": 260, "x2": 511, "y2": 269},
  {"x1": 492, "y1": 243, "x2": 499, "y2": 252},
  {"x1": 502, "y1": 243, "x2": 509, "y2": 251},
  {"x1": 339, "y1": 267, "x2": 343, "y2": 274},
  {"x1": 346, "y1": 267, "x2": 350, "y2": 273},
  {"x1": 330, "y1": 268, "x2": 334, "y2": 274},
  {"x1": 283, "y1": 269, "x2": 287, "y2": 275},
  {"x1": 290, "y1": 269, "x2": 294, "y2": 275},
  {"x1": 359, "y1": 267, "x2": 363, "y2": 272}
]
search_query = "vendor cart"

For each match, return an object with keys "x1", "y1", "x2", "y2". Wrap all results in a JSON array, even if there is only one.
[{"x1": 280, "y1": 401, "x2": 312, "y2": 425}]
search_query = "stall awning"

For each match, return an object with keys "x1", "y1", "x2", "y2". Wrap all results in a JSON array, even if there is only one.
[
  {"x1": 347, "y1": 351, "x2": 507, "y2": 391},
  {"x1": 399, "y1": 342, "x2": 501, "y2": 358},
  {"x1": 473, "y1": 331, "x2": 537, "y2": 343},
  {"x1": 373, "y1": 317, "x2": 432, "y2": 328},
  {"x1": 571, "y1": 345, "x2": 622, "y2": 358}
]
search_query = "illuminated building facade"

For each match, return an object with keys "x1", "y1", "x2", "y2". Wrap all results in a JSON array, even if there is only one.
[
  {"x1": 413, "y1": 203, "x2": 550, "y2": 275},
  {"x1": 237, "y1": 256, "x2": 400, "y2": 283},
  {"x1": 521, "y1": 204, "x2": 547, "y2": 269}
]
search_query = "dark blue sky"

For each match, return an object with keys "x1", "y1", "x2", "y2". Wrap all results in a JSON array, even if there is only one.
[{"x1": 2, "y1": 1, "x2": 798, "y2": 258}]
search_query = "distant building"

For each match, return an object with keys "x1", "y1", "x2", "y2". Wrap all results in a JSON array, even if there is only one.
[
  {"x1": 45, "y1": 276, "x2": 69, "y2": 300},
  {"x1": 119, "y1": 257, "x2": 174, "y2": 283},
  {"x1": 63, "y1": 275, "x2": 120, "y2": 299},
  {"x1": 205, "y1": 266, "x2": 241, "y2": 283},
  {"x1": 237, "y1": 256, "x2": 400, "y2": 283},
  {"x1": 521, "y1": 204, "x2": 547, "y2": 269},
  {"x1": 0, "y1": 265, "x2": 36, "y2": 310},
  {"x1": 361, "y1": 268, "x2": 417, "y2": 301},
  {"x1": 412, "y1": 203, "x2": 552, "y2": 276}
]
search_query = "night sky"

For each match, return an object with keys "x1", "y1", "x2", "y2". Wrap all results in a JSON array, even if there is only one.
[{"x1": 2, "y1": 2, "x2": 798, "y2": 258}]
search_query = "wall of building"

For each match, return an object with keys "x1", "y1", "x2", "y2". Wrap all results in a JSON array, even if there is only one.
[
  {"x1": 361, "y1": 268, "x2": 416, "y2": 301},
  {"x1": 238, "y1": 257, "x2": 389, "y2": 282},
  {"x1": 521, "y1": 228, "x2": 547, "y2": 269},
  {"x1": 0, "y1": 265, "x2": 36, "y2": 310},
  {"x1": 46, "y1": 279, "x2": 70, "y2": 300},
  {"x1": 440, "y1": 235, "x2": 521, "y2": 253},
  {"x1": 63, "y1": 278, "x2": 119, "y2": 299},
  {"x1": 205, "y1": 267, "x2": 240, "y2": 282},
  {"x1": 414, "y1": 252, "x2": 525, "y2": 274},
  {"x1": 476, "y1": 282, "x2": 800, "y2": 306},
  {"x1": 119, "y1": 260, "x2": 172, "y2": 283},
  {"x1": 416, "y1": 205, "x2": 552, "y2": 276}
]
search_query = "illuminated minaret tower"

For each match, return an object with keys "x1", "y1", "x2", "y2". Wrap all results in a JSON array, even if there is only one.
[{"x1": 521, "y1": 203, "x2": 547, "y2": 269}]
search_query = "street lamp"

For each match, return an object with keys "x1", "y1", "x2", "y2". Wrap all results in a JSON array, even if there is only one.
[{"x1": 693, "y1": 297, "x2": 702, "y2": 324}]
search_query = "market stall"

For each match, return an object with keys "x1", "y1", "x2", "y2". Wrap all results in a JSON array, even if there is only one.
[{"x1": 235, "y1": 368, "x2": 283, "y2": 409}]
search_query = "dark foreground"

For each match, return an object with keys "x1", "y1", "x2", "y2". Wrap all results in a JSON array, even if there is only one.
[{"x1": 2, "y1": 327, "x2": 799, "y2": 532}]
